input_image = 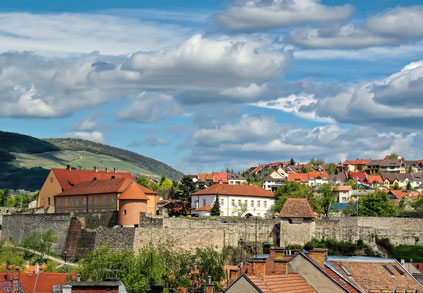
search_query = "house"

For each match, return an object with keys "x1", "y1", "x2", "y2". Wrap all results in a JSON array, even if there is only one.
[
  {"x1": 342, "y1": 159, "x2": 371, "y2": 172},
  {"x1": 365, "y1": 174, "x2": 383, "y2": 188},
  {"x1": 380, "y1": 172, "x2": 400, "y2": 188},
  {"x1": 262, "y1": 175, "x2": 285, "y2": 192},
  {"x1": 191, "y1": 183, "x2": 275, "y2": 217},
  {"x1": 198, "y1": 173, "x2": 213, "y2": 185},
  {"x1": 307, "y1": 171, "x2": 329, "y2": 187},
  {"x1": 366, "y1": 160, "x2": 384, "y2": 174},
  {"x1": 275, "y1": 198, "x2": 317, "y2": 219},
  {"x1": 252, "y1": 164, "x2": 269, "y2": 175},
  {"x1": 405, "y1": 161, "x2": 423, "y2": 173},
  {"x1": 228, "y1": 173, "x2": 248, "y2": 185},
  {"x1": 287, "y1": 173, "x2": 309, "y2": 185},
  {"x1": 348, "y1": 172, "x2": 366, "y2": 182},
  {"x1": 335, "y1": 186, "x2": 353, "y2": 203},
  {"x1": 0, "y1": 270, "x2": 70, "y2": 293},
  {"x1": 326, "y1": 256, "x2": 423, "y2": 292},
  {"x1": 191, "y1": 205, "x2": 212, "y2": 217},
  {"x1": 413, "y1": 173, "x2": 423, "y2": 188},
  {"x1": 328, "y1": 172, "x2": 348, "y2": 185},
  {"x1": 397, "y1": 173, "x2": 415, "y2": 189},
  {"x1": 380, "y1": 158, "x2": 406, "y2": 173},
  {"x1": 38, "y1": 166, "x2": 134, "y2": 208},
  {"x1": 213, "y1": 172, "x2": 229, "y2": 184},
  {"x1": 54, "y1": 177, "x2": 157, "y2": 226}
]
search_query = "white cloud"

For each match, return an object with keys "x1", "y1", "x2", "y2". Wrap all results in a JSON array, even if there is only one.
[
  {"x1": 0, "y1": 12, "x2": 193, "y2": 56},
  {"x1": 214, "y1": 0, "x2": 353, "y2": 33},
  {"x1": 142, "y1": 136, "x2": 170, "y2": 147},
  {"x1": 67, "y1": 131, "x2": 105, "y2": 144},
  {"x1": 289, "y1": 5, "x2": 423, "y2": 49}
]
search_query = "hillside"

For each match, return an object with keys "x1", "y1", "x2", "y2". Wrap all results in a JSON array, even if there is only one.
[{"x1": 0, "y1": 131, "x2": 183, "y2": 191}]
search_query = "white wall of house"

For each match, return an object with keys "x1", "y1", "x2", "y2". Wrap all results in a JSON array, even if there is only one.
[
  {"x1": 191, "y1": 195, "x2": 274, "y2": 217},
  {"x1": 228, "y1": 179, "x2": 248, "y2": 185}
]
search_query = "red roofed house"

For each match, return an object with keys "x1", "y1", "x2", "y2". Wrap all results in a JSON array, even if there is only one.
[
  {"x1": 213, "y1": 172, "x2": 229, "y2": 184},
  {"x1": 54, "y1": 177, "x2": 157, "y2": 226},
  {"x1": 308, "y1": 171, "x2": 329, "y2": 187},
  {"x1": 0, "y1": 270, "x2": 70, "y2": 293},
  {"x1": 348, "y1": 172, "x2": 366, "y2": 182},
  {"x1": 287, "y1": 173, "x2": 309, "y2": 185},
  {"x1": 335, "y1": 185, "x2": 353, "y2": 203},
  {"x1": 191, "y1": 183, "x2": 274, "y2": 217},
  {"x1": 38, "y1": 166, "x2": 134, "y2": 208},
  {"x1": 343, "y1": 159, "x2": 371, "y2": 172},
  {"x1": 366, "y1": 174, "x2": 384, "y2": 188}
]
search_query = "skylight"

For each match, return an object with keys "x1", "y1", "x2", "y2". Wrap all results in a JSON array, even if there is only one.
[
  {"x1": 392, "y1": 265, "x2": 404, "y2": 276},
  {"x1": 382, "y1": 264, "x2": 395, "y2": 276},
  {"x1": 340, "y1": 265, "x2": 352, "y2": 277}
]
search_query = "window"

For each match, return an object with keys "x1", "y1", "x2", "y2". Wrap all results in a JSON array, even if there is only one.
[
  {"x1": 232, "y1": 199, "x2": 235, "y2": 206},
  {"x1": 48, "y1": 197, "x2": 50, "y2": 205},
  {"x1": 238, "y1": 200, "x2": 241, "y2": 206},
  {"x1": 340, "y1": 265, "x2": 352, "y2": 277},
  {"x1": 70, "y1": 199, "x2": 73, "y2": 206},
  {"x1": 83, "y1": 198, "x2": 87, "y2": 206},
  {"x1": 203, "y1": 199, "x2": 206, "y2": 206},
  {"x1": 220, "y1": 199, "x2": 224, "y2": 206},
  {"x1": 244, "y1": 200, "x2": 247, "y2": 205},
  {"x1": 257, "y1": 201, "x2": 261, "y2": 208},
  {"x1": 76, "y1": 199, "x2": 79, "y2": 206},
  {"x1": 251, "y1": 200, "x2": 254, "y2": 207},
  {"x1": 94, "y1": 197, "x2": 98, "y2": 204},
  {"x1": 65, "y1": 199, "x2": 68, "y2": 207},
  {"x1": 264, "y1": 201, "x2": 267, "y2": 208},
  {"x1": 58, "y1": 199, "x2": 61, "y2": 207},
  {"x1": 50, "y1": 177, "x2": 53, "y2": 183},
  {"x1": 111, "y1": 196, "x2": 115, "y2": 204},
  {"x1": 383, "y1": 265, "x2": 395, "y2": 276},
  {"x1": 392, "y1": 265, "x2": 404, "y2": 275},
  {"x1": 89, "y1": 197, "x2": 92, "y2": 205},
  {"x1": 103, "y1": 196, "x2": 106, "y2": 204}
]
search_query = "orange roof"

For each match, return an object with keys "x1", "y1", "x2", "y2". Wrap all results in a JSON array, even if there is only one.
[
  {"x1": 246, "y1": 273, "x2": 316, "y2": 293},
  {"x1": 198, "y1": 173, "x2": 213, "y2": 181},
  {"x1": 0, "y1": 272, "x2": 70, "y2": 292},
  {"x1": 324, "y1": 266, "x2": 361, "y2": 293},
  {"x1": 253, "y1": 164, "x2": 267, "y2": 173},
  {"x1": 192, "y1": 184, "x2": 274, "y2": 198},
  {"x1": 387, "y1": 190, "x2": 413, "y2": 200},
  {"x1": 52, "y1": 168, "x2": 134, "y2": 191},
  {"x1": 336, "y1": 185, "x2": 352, "y2": 191},
  {"x1": 278, "y1": 198, "x2": 316, "y2": 218},
  {"x1": 366, "y1": 174, "x2": 384, "y2": 184},
  {"x1": 194, "y1": 205, "x2": 212, "y2": 211},
  {"x1": 55, "y1": 177, "x2": 132, "y2": 196},
  {"x1": 119, "y1": 182, "x2": 149, "y2": 200},
  {"x1": 287, "y1": 173, "x2": 308, "y2": 183},
  {"x1": 213, "y1": 172, "x2": 228, "y2": 183},
  {"x1": 344, "y1": 159, "x2": 371, "y2": 165},
  {"x1": 308, "y1": 171, "x2": 328, "y2": 180}
]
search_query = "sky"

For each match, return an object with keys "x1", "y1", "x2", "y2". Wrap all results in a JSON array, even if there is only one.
[{"x1": 1, "y1": 0, "x2": 423, "y2": 173}]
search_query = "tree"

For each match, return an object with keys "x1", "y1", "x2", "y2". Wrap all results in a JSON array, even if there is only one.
[
  {"x1": 358, "y1": 191, "x2": 398, "y2": 217},
  {"x1": 393, "y1": 182, "x2": 400, "y2": 190},
  {"x1": 0, "y1": 188, "x2": 9, "y2": 206},
  {"x1": 346, "y1": 179, "x2": 357, "y2": 189},
  {"x1": 406, "y1": 181, "x2": 412, "y2": 191},
  {"x1": 176, "y1": 176, "x2": 196, "y2": 203},
  {"x1": 389, "y1": 153, "x2": 399, "y2": 159},
  {"x1": 137, "y1": 176, "x2": 150, "y2": 188},
  {"x1": 272, "y1": 182, "x2": 321, "y2": 214},
  {"x1": 22, "y1": 229, "x2": 57, "y2": 262},
  {"x1": 233, "y1": 202, "x2": 248, "y2": 216},
  {"x1": 309, "y1": 158, "x2": 325, "y2": 166},
  {"x1": 299, "y1": 165, "x2": 313, "y2": 173},
  {"x1": 211, "y1": 195, "x2": 221, "y2": 216},
  {"x1": 318, "y1": 184, "x2": 336, "y2": 217},
  {"x1": 290, "y1": 158, "x2": 296, "y2": 165},
  {"x1": 326, "y1": 163, "x2": 338, "y2": 175}
]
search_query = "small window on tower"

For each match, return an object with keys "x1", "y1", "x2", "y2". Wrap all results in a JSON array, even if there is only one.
[
  {"x1": 123, "y1": 210, "x2": 127, "y2": 215},
  {"x1": 50, "y1": 177, "x2": 53, "y2": 183}
]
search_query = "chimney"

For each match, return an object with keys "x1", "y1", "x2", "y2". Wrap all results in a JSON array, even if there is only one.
[
  {"x1": 114, "y1": 168, "x2": 118, "y2": 173},
  {"x1": 401, "y1": 259, "x2": 405, "y2": 265},
  {"x1": 94, "y1": 166, "x2": 98, "y2": 173},
  {"x1": 307, "y1": 248, "x2": 328, "y2": 268},
  {"x1": 67, "y1": 165, "x2": 72, "y2": 172},
  {"x1": 105, "y1": 167, "x2": 109, "y2": 173},
  {"x1": 205, "y1": 276, "x2": 214, "y2": 293}
]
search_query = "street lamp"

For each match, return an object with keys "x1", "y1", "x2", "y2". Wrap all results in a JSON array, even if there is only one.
[{"x1": 64, "y1": 251, "x2": 67, "y2": 264}]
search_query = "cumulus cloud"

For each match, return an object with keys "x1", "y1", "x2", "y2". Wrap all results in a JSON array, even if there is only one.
[
  {"x1": 214, "y1": 0, "x2": 353, "y2": 33},
  {"x1": 184, "y1": 115, "x2": 421, "y2": 171},
  {"x1": 289, "y1": 6, "x2": 423, "y2": 48},
  {"x1": 67, "y1": 131, "x2": 106, "y2": 144},
  {"x1": 0, "y1": 12, "x2": 193, "y2": 56},
  {"x1": 0, "y1": 34, "x2": 286, "y2": 119}
]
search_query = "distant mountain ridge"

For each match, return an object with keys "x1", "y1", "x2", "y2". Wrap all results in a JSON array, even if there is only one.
[{"x1": 0, "y1": 131, "x2": 183, "y2": 191}]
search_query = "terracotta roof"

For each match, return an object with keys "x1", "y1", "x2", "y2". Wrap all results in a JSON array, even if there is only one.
[
  {"x1": 366, "y1": 174, "x2": 384, "y2": 184},
  {"x1": 327, "y1": 257, "x2": 422, "y2": 292},
  {"x1": 198, "y1": 173, "x2": 213, "y2": 181},
  {"x1": 324, "y1": 266, "x2": 361, "y2": 293},
  {"x1": 344, "y1": 159, "x2": 371, "y2": 165},
  {"x1": 336, "y1": 185, "x2": 352, "y2": 191},
  {"x1": 278, "y1": 198, "x2": 315, "y2": 218},
  {"x1": 387, "y1": 190, "x2": 418, "y2": 200},
  {"x1": 348, "y1": 172, "x2": 366, "y2": 181},
  {"x1": 287, "y1": 173, "x2": 308, "y2": 183},
  {"x1": 213, "y1": 172, "x2": 228, "y2": 183},
  {"x1": 55, "y1": 177, "x2": 132, "y2": 196},
  {"x1": 52, "y1": 168, "x2": 134, "y2": 191},
  {"x1": 246, "y1": 273, "x2": 316, "y2": 293},
  {"x1": 192, "y1": 184, "x2": 274, "y2": 198},
  {"x1": 119, "y1": 182, "x2": 149, "y2": 200},
  {"x1": 194, "y1": 205, "x2": 212, "y2": 211},
  {"x1": 0, "y1": 272, "x2": 70, "y2": 293},
  {"x1": 308, "y1": 171, "x2": 328, "y2": 180},
  {"x1": 253, "y1": 164, "x2": 268, "y2": 173},
  {"x1": 139, "y1": 185, "x2": 157, "y2": 195}
]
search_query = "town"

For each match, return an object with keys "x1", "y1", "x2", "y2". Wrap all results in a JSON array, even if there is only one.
[{"x1": 1, "y1": 153, "x2": 423, "y2": 292}]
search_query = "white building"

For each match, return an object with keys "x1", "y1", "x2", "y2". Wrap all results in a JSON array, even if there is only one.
[
  {"x1": 262, "y1": 175, "x2": 285, "y2": 192},
  {"x1": 191, "y1": 184, "x2": 275, "y2": 217},
  {"x1": 227, "y1": 173, "x2": 248, "y2": 185}
]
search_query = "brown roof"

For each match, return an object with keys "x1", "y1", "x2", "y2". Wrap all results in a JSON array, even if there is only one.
[
  {"x1": 192, "y1": 184, "x2": 274, "y2": 198},
  {"x1": 52, "y1": 168, "x2": 134, "y2": 190},
  {"x1": 287, "y1": 173, "x2": 308, "y2": 183},
  {"x1": 198, "y1": 173, "x2": 213, "y2": 181},
  {"x1": 55, "y1": 177, "x2": 132, "y2": 196},
  {"x1": 119, "y1": 182, "x2": 149, "y2": 200},
  {"x1": 0, "y1": 272, "x2": 70, "y2": 292},
  {"x1": 194, "y1": 205, "x2": 212, "y2": 211},
  {"x1": 380, "y1": 172, "x2": 398, "y2": 182},
  {"x1": 324, "y1": 266, "x2": 361, "y2": 293},
  {"x1": 246, "y1": 273, "x2": 316, "y2": 293},
  {"x1": 328, "y1": 258, "x2": 422, "y2": 292},
  {"x1": 380, "y1": 159, "x2": 403, "y2": 167},
  {"x1": 278, "y1": 198, "x2": 315, "y2": 218},
  {"x1": 344, "y1": 159, "x2": 371, "y2": 165}
]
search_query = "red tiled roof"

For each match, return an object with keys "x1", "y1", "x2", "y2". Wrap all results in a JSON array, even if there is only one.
[
  {"x1": 246, "y1": 273, "x2": 316, "y2": 293},
  {"x1": 198, "y1": 173, "x2": 213, "y2": 181},
  {"x1": 348, "y1": 172, "x2": 366, "y2": 181},
  {"x1": 308, "y1": 171, "x2": 328, "y2": 180},
  {"x1": 278, "y1": 198, "x2": 316, "y2": 218},
  {"x1": 287, "y1": 173, "x2": 309, "y2": 183},
  {"x1": 119, "y1": 182, "x2": 149, "y2": 200},
  {"x1": 366, "y1": 174, "x2": 384, "y2": 184},
  {"x1": 213, "y1": 172, "x2": 228, "y2": 183},
  {"x1": 55, "y1": 177, "x2": 132, "y2": 196},
  {"x1": 52, "y1": 168, "x2": 134, "y2": 191},
  {"x1": 387, "y1": 190, "x2": 416, "y2": 200},
  {"x1": 344, "y1": 159, "x2": 371, "y2": 165},
  {"x1": 253, "y1": 164, "x2": 268, "y2": 173},
  {"x1": 324, "y1": 266, "x2": 361, "y2": 293},
  {"x1": 192, "y1": 184, "x2": 274, "y2": 198},
  {"x1": 0, "y1": 272, "x2": 70, "y2": 293},
  {"x1": 194, "y1": 205, "x2": 212, "y2": 211}
]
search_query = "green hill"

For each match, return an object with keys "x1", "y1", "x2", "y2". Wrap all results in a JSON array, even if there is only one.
[{"x1": 0, "y1": 131, "x2": 183, "y2": 191}]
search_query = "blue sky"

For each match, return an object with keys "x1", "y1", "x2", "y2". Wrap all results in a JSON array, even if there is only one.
[{"x1": 1, "y1": 0, "x2": 423, "y2": 173}]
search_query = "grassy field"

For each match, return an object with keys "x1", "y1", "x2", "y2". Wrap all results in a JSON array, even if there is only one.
[{"x1": 13, "y1": 150, "x2": 155, "y2": 177}]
